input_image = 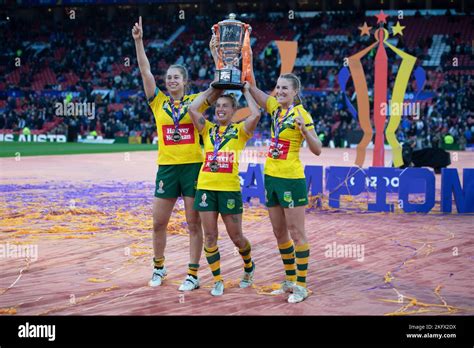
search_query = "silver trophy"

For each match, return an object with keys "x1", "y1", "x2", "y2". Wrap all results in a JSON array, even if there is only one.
[{"x1": 211, "y1": 13, "x2": 251, "y2": 89}]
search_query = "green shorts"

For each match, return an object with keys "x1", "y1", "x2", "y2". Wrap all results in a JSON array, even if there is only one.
[
  {"x1": 194, "y1": 189, "x2": 243, "y2": 215},
  {"x1": 264, "y1": 174, "x2": 308, "y2": 208},
  {"x1": 154, "y1": 163, "x2": 202, "y2": 198}
]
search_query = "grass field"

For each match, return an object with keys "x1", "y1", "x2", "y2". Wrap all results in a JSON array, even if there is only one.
[{"x1": 0, "y1": 142, "x2": 156, "y2": 157}]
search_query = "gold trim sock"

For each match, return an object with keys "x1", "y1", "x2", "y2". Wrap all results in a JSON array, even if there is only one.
[
  {"x1": 204, "y1": 245, "x2": 222, "y2": 282},
  {"x1": 278, "y1": 240, "x2": 296, "y2": 282},
  {"x1": 187, "y1": 263, "x2": 199, "y2": 279},
  {"x1": 295, "y1": 243, "x2": 310, "y2": 288},
  {"x1": 238, "y1": 241, "x2": 254, "y2": 273},
  {"x1": 153, "y1": 256, "x2": 165, "y2": 270}
]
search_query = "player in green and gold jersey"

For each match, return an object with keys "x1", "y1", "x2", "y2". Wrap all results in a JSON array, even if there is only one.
[
  {"x1": 188, "y1": 82, "x2": 261, "y2": 296},
  {"x1": 133, "y1": 16, "x2": 221, "y2": 291},
  {"x1": 248, "y1": 48, "x2": 322, "y2": 303}
]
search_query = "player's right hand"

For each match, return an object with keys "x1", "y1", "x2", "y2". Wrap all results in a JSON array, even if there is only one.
[
  {"x1": 210, "y1": 34, "x2": 218, "y2": 54},
  {"x1": 132, "y1": 16, "x2": 143, "y2": 40}
]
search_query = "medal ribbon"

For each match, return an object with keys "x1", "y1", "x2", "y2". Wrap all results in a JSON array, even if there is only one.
[
  {"x1": 169, "y1": 96, "x2": 183, "y2": 132},
  {"x1": 212, "y1": 124, "x2": 232, "y2": 161},
  {"x1": 273, "y1": 104, "x2": 295, "y2": 148}
]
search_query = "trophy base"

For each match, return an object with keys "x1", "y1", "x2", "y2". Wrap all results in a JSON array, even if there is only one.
[
  {"x1": 211, "y1": 81, "x2": 245, "y2": 90},
  {"x1": 212, "y1": 68, "x2": 243, "y2": 90}
]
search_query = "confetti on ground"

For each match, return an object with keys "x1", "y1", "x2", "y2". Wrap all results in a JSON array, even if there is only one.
[{"x1": 0, "y1": 149, "x2": 472, "y2": 315}]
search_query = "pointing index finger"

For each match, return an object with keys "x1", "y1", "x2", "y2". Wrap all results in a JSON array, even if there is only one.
[{"x1": 139, "y1": 16, "x2": 142, "y2": 28}]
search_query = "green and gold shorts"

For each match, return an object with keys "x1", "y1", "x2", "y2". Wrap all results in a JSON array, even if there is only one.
[
  {"x1": 193, "y1": 189, "x2": 243, "y2": 215},
  {"x1": 154, "y1": 163, "x2": 202, "y2": 198},
  {"x1": 264, "y1": 174, "x2": 308, "y2": 208}
]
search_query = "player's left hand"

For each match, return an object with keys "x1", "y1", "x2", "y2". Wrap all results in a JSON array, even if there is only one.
[
  {"x1": 294, "y1": 109, "x2": 306, "y2": 135},
  {"x1": 210, "y1": 35, "x2": 218, "y2": 55}
]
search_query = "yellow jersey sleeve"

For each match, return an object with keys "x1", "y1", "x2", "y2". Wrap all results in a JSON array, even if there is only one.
[
  {"x1": 200, "y1": 119, "x2": 214, "y2": 136},
  {"x1": 265, "y1": 96, "x2": 280, "y2": 115},
  {"x1": 298, "y1": 106, "x2": 315, "y2": 131},
  {"x1": 237, "y1": 121, "x2": 252, "y2": 142},
  {"x1": 148, "y1": 87, "x2": 167, "y2": 113},
  {"x1": 186, "y1": 92, "x2": 210, "y2": 114}
]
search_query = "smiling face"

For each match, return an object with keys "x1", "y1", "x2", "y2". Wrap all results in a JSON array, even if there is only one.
[
  {"x1": 275, "y1": 77, "x2": 298, "y2": 106},
  {"x1": 165, "y1": 67, "x2": 186, "y2": 95},
  {"x1": 215, "y1": 96, "x2": 236, "y2": 126}
]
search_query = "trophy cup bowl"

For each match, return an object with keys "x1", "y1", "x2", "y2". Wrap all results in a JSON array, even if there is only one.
[{"x1": 211, "y1": 13, "x2": 251, "y2": 90}]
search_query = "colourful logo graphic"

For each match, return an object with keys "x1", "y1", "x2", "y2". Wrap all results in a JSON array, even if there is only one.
[
  {"x1": 226, "y1": 199, "x2": 235, "y2": 209},
  {"x1": 338, "y1": 10, "x2": 426, "y2": 168}
]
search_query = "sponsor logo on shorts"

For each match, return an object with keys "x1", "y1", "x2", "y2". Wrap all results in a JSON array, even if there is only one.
[
  {"x1": 199, "y1": 193, "x2": 208, "y2": 207},
  {"x1": 298, "y1": 198, "x2": 307, "y2": 202},
  {"x1": 156, "y1": 180, "x2": 165, "y2": 194},
  {"x1": 227, "y1": 199, "x2": 235, "y2": 209}
]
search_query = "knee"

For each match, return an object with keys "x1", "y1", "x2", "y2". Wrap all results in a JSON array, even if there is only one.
[
  {"x1": 204, "y1": 231, "x2": 218, "y2": 247},
  {"x1": 287, "y1": 223, "x2": 306, "y2": 244},
  {"x1": 186, "y1": 216, "x2": 202, "y2": 235},
  {"x1": 292, "y1": 235, "x2": 307, "y2": 245},
  {"x1": 229, "y1": 232, "x2": 244, "y2": 247},
  {"x1": 153, "y1": 219, "x2": 168, "y2": 234},
  {"x1": 272, "y1": 225, "x2": 287, "y2": 240},
  {"x1": 289, "y1": 229, "x2": 307, "y2": 245}
]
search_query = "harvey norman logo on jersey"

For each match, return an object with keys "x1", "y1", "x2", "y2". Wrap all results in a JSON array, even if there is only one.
[{"x1": 0, "y1": 134, "x2": 66, "y2": 142}]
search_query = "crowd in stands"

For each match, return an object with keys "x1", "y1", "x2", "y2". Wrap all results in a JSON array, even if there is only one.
[{"x1": 0, "y1": 7, "x2": 472, "y2": 149}]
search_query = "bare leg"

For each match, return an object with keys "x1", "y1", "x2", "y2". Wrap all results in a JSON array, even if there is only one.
[
  {"x1": 221, "y1": 214, "x2": 247, "y2": 249},
  {"x1": 283, "y1": 206, "x2": 307, "y2": 246},
  {"x1": 199, "y1": 211, "x2": 219, "y2": 248},
  {"x1": 183, "y1": 196, "x2": 203, "y2": 264},
  {"x1": 222, "y1": 213, "x2": 254, "y2": 287},
  {"x1": 268, "y1": 205, "x2": 290, "y2": 244},
  {"x1": 152, "y1": 197, "x2": 177, "y2": 259},
  {"x1": 269, "y1": 205, "x2": 296, "y2": 288},
  {"x1": 199, "y1": 211, "x2": 223, "y2": 289}
]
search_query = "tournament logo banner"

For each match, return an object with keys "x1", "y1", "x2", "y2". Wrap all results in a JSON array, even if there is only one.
[{"x1": 338, "y1": 10, "x2": 426, "y2": 168}]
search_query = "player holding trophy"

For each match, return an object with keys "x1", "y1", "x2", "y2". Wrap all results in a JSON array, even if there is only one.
[
  {"x1": 247, "y1": 41, "x2": 322, "y2": 303},
  {"x1": 132, "y1": 16, "x2": 221, "y2": 291},
  {"x1": 187, "y1": 14, "x2": 259, "y2": 296}
]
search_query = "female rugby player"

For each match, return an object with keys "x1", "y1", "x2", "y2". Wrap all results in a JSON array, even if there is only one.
[
  {"x1": 188, "y1": 82, "x2": 261, "y2": 296},
  {"x1": 133, "y1": 16, "x2": 220, "y2": 291}
]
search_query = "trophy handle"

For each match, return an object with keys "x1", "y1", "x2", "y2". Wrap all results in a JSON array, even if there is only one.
[
  {"x1": 241, "y1": 24, "x2": 252, "y2": 84},
  {"x1": 212, "y1": 24, "x2": 224, "y2": 70},
  {"x1": 234, "y1": 25, "x2": 250, "y2": 68}
]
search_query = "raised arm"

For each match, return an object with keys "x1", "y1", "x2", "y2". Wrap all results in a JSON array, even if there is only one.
[
  {"x1": 132, "y1": 16, "x2": 156, "y2": 100},
  {"x1": 189, "y1": 87, "x2": 216, "y2": 133},
  {"x1": 295, "y1": 109, "x2": 322, "y2": 156},
  {"x1": 243, "y1": 82, "x2": 261, "y2": 136},
  {"x1": 247, "y1": 44, "x2": 270, "y2": 109}
]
